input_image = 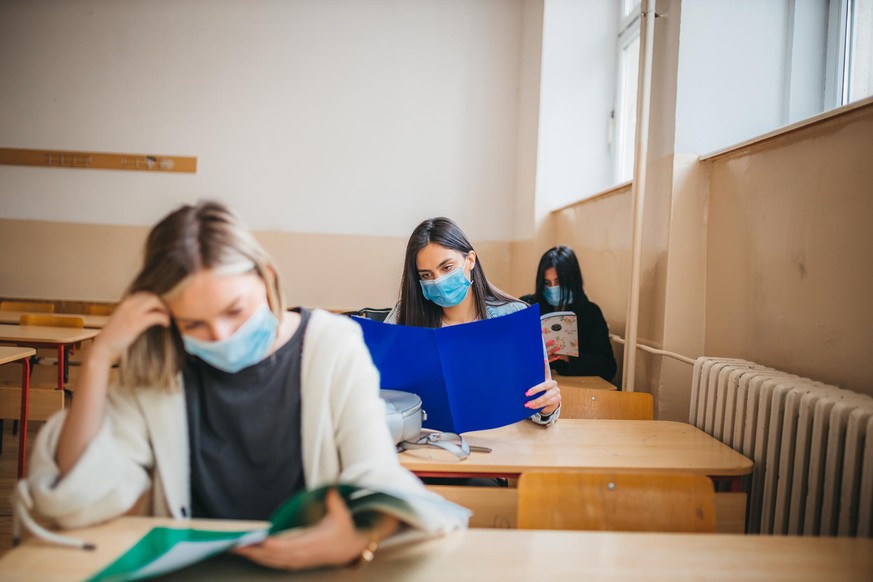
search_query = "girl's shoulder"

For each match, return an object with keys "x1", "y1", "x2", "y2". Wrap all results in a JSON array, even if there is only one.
[
  {"x1": 307, "y1": 308, "x2": 363, "y2": 336},
  {"x1": 485, "y1": 299, "x2": 528, "y2": 319}
]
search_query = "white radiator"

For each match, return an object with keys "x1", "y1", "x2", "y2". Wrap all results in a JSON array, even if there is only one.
[{"x1": 690, "y1": 357, "x2": 873, "y2": 537}]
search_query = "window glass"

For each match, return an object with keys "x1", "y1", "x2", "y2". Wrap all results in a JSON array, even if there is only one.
[
  {"x1": 616, "y1": 33, "x2": 640, "y2": 182},
  {"x1": 845, "y1": 0, "x2": 873, "y2": 103},
  {"x1": 614, "y1": 4, "x2": 641, "y2": 182}
]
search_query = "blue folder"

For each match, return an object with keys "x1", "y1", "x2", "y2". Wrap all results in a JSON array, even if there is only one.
[{"x1": 355, "y1": 305, "x2": 545, "y2": 434}]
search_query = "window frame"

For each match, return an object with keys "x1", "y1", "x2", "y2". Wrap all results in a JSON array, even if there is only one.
[{"x1": 612, "y1": 2, "x2": 642, "y2": 184}]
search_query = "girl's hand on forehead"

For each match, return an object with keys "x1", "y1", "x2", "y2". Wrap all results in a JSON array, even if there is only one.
[{"x1": 91, "y1": 292, "x2": 171, "y2": 364}]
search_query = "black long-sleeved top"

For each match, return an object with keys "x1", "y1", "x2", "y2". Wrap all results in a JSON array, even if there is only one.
[{"x1": 522, "y1": 293, "x2": 617, "y2": 383}]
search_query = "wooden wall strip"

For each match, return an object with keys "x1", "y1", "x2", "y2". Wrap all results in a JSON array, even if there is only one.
[{"x1": 0, "y1": 147, "x2": 197, "y2": 173}]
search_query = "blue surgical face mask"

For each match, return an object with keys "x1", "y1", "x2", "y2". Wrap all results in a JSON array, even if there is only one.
[
  {"x1": 543, "y1": 285, "x2": 573, "y2": 307},
  {"x1": 419, "y1": 266, "x2": 472, "y2": 308},
  {"x1": 181, "y1": 302, "x2": 278, "y2": 373}
]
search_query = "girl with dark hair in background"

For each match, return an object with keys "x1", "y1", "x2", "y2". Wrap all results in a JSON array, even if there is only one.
[
  {"x1": 524, "y1": 245, "x2": 617, "y2": 382},
  {"x1": 386, "y1": 217, "x2": 561, "y2": 424}
]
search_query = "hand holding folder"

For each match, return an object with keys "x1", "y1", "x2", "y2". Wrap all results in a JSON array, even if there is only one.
[{"x1": 355, "y1": 305, "x2": 547, "y2": 434}]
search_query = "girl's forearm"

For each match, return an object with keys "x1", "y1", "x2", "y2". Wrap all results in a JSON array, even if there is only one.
[{"x1": 55, "y1": 348, "x2": 113, "y2": 476}]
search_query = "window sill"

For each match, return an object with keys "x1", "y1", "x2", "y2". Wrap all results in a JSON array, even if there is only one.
[{"x1": 699, "y1": 95, "x2": 873, "y2": 162}]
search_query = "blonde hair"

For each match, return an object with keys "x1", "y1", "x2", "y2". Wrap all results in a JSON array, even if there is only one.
[{"x1": 119, "y1": 200, "x2": 286, "y2": 389}]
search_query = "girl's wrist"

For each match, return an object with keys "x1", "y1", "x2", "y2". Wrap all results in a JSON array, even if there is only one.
[
  {"x1": 350, "y1": 516, "x2": 399, "y2": 567},
  {"x1": 85, "y1": 342, "x2": 117, "y2": 369}
]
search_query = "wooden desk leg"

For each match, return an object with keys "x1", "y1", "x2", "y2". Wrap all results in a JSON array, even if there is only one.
[
  {"x1": 57, "y1": 345, "x2": 65, "y2": 391},
  {"x1": 18, "y1": 357, "x2": 31, "y2": 480}
]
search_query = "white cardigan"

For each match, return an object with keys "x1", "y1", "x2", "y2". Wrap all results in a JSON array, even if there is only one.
[{"x1": 24, "y1": 309, "x2": 468, "y2": 535}]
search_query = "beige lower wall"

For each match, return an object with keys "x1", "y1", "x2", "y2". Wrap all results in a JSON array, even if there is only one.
[
  {"x1": 0, "y1": 219, "x2": 514, "y2": 311},
  {"x1": 704, "y1": 105, "x2": 873, "y2": 397}
]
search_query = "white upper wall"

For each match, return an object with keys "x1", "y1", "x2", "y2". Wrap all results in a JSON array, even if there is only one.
[
  {"x1": 536, "y1": 0, "x2": 618, "y2": 209},
  {"x1": 0, "y1": 0, "x2": 529, "y2": 241},
  {"x1": 675, "y1": 0, "x2": 791, "y2": 154}
]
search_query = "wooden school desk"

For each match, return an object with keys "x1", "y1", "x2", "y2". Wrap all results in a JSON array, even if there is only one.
[
  {"x1": 0, "y1": 346, "x2": 36, "y2": 478},
  {"x1": 401, "y1": 419, "x2": 753, "y2": 532},
  {"x1": 0, "y1": 311, "x2": 109, "y2": 329},
  {"x1": 399, "y1": 419, "x2": 752, "y2": 481},
  {"x1": 0, "y1": 324, "x2": 99, "y2": 392},
  {"x1": 1, "y1": 517, "x2": 870, "y2": 581}
]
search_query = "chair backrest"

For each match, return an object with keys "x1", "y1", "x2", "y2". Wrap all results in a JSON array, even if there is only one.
[
  {"x1": 517, "y1": 470, "x2": 716, "y2": 533},
  {"x1": 346, "y1": 307, "x2": 392, "y2": 322},
  {"x1": 559, "y1": 386, "x2": 654, "y2": 420},
  {"x1": 86, "y1": 304, "x2": 114, "y2": 316},
  {"x1": 19, "y1": 314, "x2": 85, "y2": 328},
  {"x1": 1, "y1": 301, "x2": 55, "y2": 313}
]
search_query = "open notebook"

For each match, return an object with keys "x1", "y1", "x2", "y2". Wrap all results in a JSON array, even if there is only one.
[
  {"x1": 88, "y1": 484, "x2": 422, "y2": 582},
  {"x1": 541, "y1": 311, "x2": 579, "y2": 357}
]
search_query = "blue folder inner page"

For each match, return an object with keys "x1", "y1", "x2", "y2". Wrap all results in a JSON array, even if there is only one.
[
  {"x1": 355, "y1": 318, "x2": 454, "y2": 432},
  {"x1": 437, "y1": 306, "x2": 545, "y2": 433},
  {"x1": 355, "y1": 305, "x2": 545, "y2": 434}
]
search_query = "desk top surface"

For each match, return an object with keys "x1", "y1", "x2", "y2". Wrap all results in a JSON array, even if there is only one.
[
  {"x1": 552, "y1": 374, "x2": 617, "y2": 390},
  {"x1": 0, "y1": 324, "x2": 100, "y2": 344},
  {"x1": 399, "y1": 419, "x2": 753, "y2": 477},
  {"x1": 0, "y1": 346, "x2": 36, "y2": 365},
  {"x1": 0, "y1": 311, "x2": 109, "y2": 328},
  {"x1": 1, "y1": 517, "x2": 870, "y2": 581}
]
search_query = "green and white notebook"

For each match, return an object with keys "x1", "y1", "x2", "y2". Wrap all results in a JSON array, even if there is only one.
[{"x1": 88, "y1": 484, "x2": 416, "y2": 582}]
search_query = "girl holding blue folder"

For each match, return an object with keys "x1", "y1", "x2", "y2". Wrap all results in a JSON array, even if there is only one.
[
  {"x1": 386, "y1": 217, "x2": 562, "y2": 425},
  {"x1": 18, "y1": 201, "x2": 467, "y2": 571}
]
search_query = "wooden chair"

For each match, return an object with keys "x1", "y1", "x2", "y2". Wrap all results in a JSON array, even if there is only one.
[
  {"x1": 86, "y1": 304, "x2": 114, "y2": 316},
  {"x1": 19, "y1": 314, "x2": 85, "y2": 328},
  {"x1": 343, "y1": 307, "x2": 392, "y2": 322},
  {"x1": 559, "y1": 387, "x2": 654, "y2": 420},
  {"x1": 0, "y1": 301, "x2": 55, "y2": 313},
  {"x1": 517, "y1": 470, "x2": 716, "y2": 533}
]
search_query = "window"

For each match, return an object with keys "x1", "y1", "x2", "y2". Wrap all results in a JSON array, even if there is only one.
[
  {"x1": 845, "y1": 0, "x2": 873, "y2": 102},
  {"x1": 827, "y1": 0, "x2": 873, "y2": 107},
  {"x1": 613, "y1": 1, "x2": 641, "y2": 183}
]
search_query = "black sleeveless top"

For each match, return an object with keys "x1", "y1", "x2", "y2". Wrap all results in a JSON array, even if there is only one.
[{"x1": 183, "y1": 308, "x2": 311, "y2": 520}]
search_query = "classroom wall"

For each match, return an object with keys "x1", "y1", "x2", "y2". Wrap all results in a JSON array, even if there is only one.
[
  {"x1": 704, "y1": 104, "x2": 873, "y2": 397},
  {"x1": 0, "y1": 218, "x2": 512, "y2": 311},
  {"x1": 538, "y1": 0, "x2": 873, "y2": 417},
  {"x1": 675, "y1": 0, "x2": 792, "y2": 153},
  {"x1": 0, "y1": 0, "x2": 540, "y2": 306},
  {"x1": 552, "y1": 184, "x2": 633, "y2": 360}
]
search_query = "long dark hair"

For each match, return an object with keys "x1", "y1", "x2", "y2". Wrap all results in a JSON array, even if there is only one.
[
  {"x1": 533, "y1": 245, "x2": 587, "y2": 314},
  {"x1": 397, "y1": 217, "x2": 516, "y2": 327}
]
